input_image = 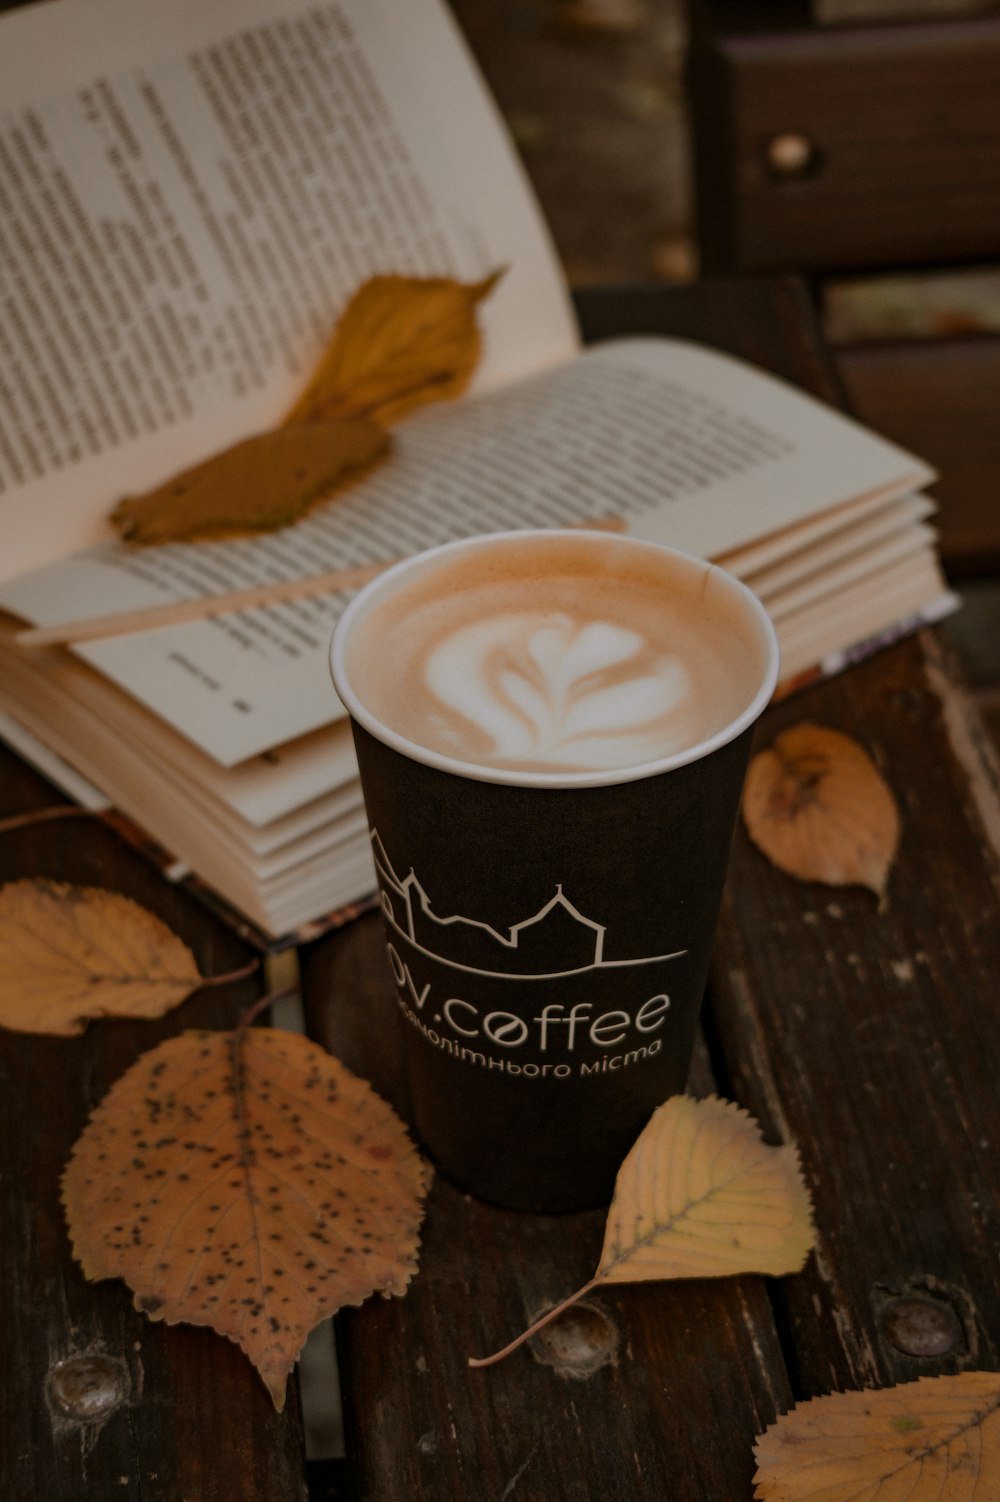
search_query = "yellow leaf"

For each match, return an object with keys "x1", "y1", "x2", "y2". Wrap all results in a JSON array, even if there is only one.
[
  {"x1": 469, "y1": 1095, "x2": 813, "y2": 1367},
  {"x1": 597, "y1": 1094, "x2": 814, "y2": 1285},
  {"x1": 742, "y1": 723, "x2": 900, "y2": 898},
  {"x1": 0, "y1": 879, "x2": 203, "y2": 1036},
  {"x1": 110, "y1": 417, "x2": 388, "y2": 544},
  {"x1": 753, "y1": 1372, "x2": 1000, "y2": 1501},
  {"x1": 284, "y1": 270, "x2": 504, "y2": 427},
  {"x1": 62, "y1": 1027, "x2": 429, "y2": 1410}
]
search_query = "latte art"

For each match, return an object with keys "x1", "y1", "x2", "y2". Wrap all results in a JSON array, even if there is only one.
[
  {"x1": 336, "y1": 532, "x2": 775, "y2": 778},
  {"x1": 426, "y1": 613, "x2": 694, "y2": 768}
]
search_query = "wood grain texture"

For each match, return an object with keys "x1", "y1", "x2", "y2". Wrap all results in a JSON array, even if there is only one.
[
  {"x1": 708, "y1": 633, "x2": 1000, "y2": 1397},
  {"x1": 0, "y1": 749, "x2": 308, "y2": 1502},
  {"x1": 835, "y1": 337, "x2": 1000, "y2": 577},
  {"x1": 302, "y1": 914, "x2": 792, "y2": 1502},
  {"x1": 689, "y1": 8, "x2": 1000, "y2": 275}
]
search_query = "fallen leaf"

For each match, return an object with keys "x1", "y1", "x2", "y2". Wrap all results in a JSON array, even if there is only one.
[
  {"x1": 742, "y1": 723, "x2": 900, "y2": 898},
  {"x1": 62, "y1": 1026, "x2": 429, "y2": 1410},
  {"x1": 470, "y1": 1094, "x2": 813, "y2": 1367},
  {"x1": 111, "y1": 417, "x2": 388, "y2": 544},
  {"x1": 753, "y1": 1371, "x2": 1000, "y2": 1501},
  {"x1": 0, "y1": 878, "x2": 203, "y2": 1036},
  {"x1": 284, "y1": 270, "x2": 504, "y2": 427}
]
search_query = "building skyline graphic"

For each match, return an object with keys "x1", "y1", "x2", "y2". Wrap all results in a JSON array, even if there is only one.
[{"x1": 370, "y1": 830, "x2": 685, "y2": 980}]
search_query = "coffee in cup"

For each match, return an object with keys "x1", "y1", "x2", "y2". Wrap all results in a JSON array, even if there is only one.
[{"x1": 331, "y1": 530, "x2": 778, "y2": 1211}]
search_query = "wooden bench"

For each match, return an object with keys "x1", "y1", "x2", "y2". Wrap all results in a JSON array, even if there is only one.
[
  {"x1": 3, "y1": 279, "x2": 998, "y2": 1500},
  {"x1": 686, "y1": 1, "x2": 1000, "y2": 576}
]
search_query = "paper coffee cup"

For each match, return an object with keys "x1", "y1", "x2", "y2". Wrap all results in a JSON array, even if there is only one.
[{"x1": 331, "y1": 530, "x2": 779, "y2": 1211}]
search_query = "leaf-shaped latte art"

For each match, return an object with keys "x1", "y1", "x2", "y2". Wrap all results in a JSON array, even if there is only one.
[{"x1": 427, "y1": 612, "x2": 694, "y2": 769}]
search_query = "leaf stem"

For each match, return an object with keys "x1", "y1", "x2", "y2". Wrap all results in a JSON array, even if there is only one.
[
  {"x1": 467, "y1": 1276, "x2": 601, "y2": 1370},
  {"x1": 0, "y1": 804, "x2": 97, "y2": 835},
  {"x1": 236, "y1": 985, "x2": 298, "y2": 1033},
  {"x1": 196, "y1": 957, "x2": 262, "y2": 991}
]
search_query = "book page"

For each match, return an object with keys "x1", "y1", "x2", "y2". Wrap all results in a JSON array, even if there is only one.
[
  {"x1": 0, "y1": 0, "x2": 577, "y2": 581},
  {"x1": 0, "y1": 335, "x2": 935, "y2": 765}
]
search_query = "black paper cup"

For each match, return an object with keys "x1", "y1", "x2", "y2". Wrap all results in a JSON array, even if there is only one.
[{"x1": 330, "y1": 531, "x2": 779, "y2": 1212}]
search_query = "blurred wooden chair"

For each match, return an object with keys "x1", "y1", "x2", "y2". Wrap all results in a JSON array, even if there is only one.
[{"x1": 685, "y1": 1, "x2": 1000, "y2": 576}]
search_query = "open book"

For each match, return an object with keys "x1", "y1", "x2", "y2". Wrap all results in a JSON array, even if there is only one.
[{"x1": 0, "y1": 0, "x2": 956, "y2": 941}]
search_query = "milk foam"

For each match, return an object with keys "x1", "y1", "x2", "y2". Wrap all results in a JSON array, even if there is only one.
[
  {"x1": 425, "y1": 613, "x2": 694, "y2": 769},
  {"x1": 341, "y1": 534, "x2": 771, "y2": 776}
]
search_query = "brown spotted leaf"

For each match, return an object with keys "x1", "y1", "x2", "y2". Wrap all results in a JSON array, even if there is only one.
[
  {"x1": 110, "y1": 417, "x2": 388, "y2": 544},
  {"x1": 0, "y1": 879, "x2": 203, "y2": 1036},
  {"x1": 753, "y1": 1372, "x2": 1000, "y2": 1500},
  {"x1": 284, "y1": 270, "x2": 504, "y2": 427},
  {"x1": 62, "y1": 1027, "x2": 429, "y2": 1410},
  {"x1": 470, "y1": 1095, "x2": 813, "y2": 1367},
  {"x1": 742, "y1": 723, "x2": 900, "y2": 899}
]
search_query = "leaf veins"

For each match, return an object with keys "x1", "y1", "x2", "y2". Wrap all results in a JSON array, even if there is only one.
[
  {"x1": 0, "y1": 878, "x2": 203, "y2": 1036},
  {"x1": 62, "y1": 1026, "x2": 429, "y2": 1409},
  {"x1": 470, "y1": 1094, "x2": 814, "y2": 1368},
  {"x1": 742, "y1": 723, "x2": 900, "y2": 899},
  {"x1": 754, "y1": 1372, "x2": 1000, "y2": 1500}
]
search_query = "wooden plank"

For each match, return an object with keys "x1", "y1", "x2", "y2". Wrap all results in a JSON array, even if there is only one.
[
  {"x1": 710, "y1": 632, "x2": 1000, "y2": 1395},
  {"x1": 302, "y1": 913, "x2": 791, "y2": 1502},
  {"x1": 0, "y1": 748, "x2": 309, "y2": 1502},
  {"x1": 835, "y1": 336, "x2": 1000, "y2": 577},
  {"x1": 689, "y1": 7, "x2": 1000, "y2": 274}
]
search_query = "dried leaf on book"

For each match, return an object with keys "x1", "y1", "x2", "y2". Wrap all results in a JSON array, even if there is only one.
[
  {"x1": 111, "y1": 417, "x2": 388, "y2": 544},
  {"x1": 0, "y1": 878, "x2": 204, "y2": 1036},
  {"x1": 753, "y1": 1371, "x2": 1000, "y2": 1501},
  {"x1": 108, "y1": 271, "x2": 501, "y2": 544},
  {"x1": 62, "y1": 1026, "x2": 429, "y2": 1410},
  {"x1": 284, "y1": 270, "x2": 504, "y2": 427},
  {"x1": 742, "y1": 723, "x2": 900, "y2": 900},
  {"x1": 470, "y1": 1094, "x2": 814, "y2": 1368}
]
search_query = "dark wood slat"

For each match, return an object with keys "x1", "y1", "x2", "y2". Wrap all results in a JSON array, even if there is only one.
[
  {"x1": 708, "y1": 632, "x2": 1000, "y2": 1397},
  {"x1": 834, "y1": 336, "x2": 1000, "y2": 577},
  {"x1": 0, "y1": 748, "x2": 309, "y2": 1502},
  {"x1": 689, "y1": 7, "x2": 1000, "y2": 275}
]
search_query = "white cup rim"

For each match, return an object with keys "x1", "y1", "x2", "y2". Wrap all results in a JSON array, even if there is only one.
[{"x1": 330, "y1": 529, "x2": 780, "y2": 788}]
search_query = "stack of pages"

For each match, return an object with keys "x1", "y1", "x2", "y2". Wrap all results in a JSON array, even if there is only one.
[{"x1": 0, "y1": 0, "x2": 956, "y2": 941}]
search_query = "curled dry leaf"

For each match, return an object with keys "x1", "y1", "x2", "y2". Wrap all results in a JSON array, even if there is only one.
[
  {"x1": 111, "y1": 417, "x2": 388, "y2": 544},
  {"x1": 284, "y1": 270, "x2": 504, "y2": 427},
  {"x1": 470, "y1": 1094, "x2": 814, "y2": 1368},
  {"x1": 742, "y1": 723, "x2": 900, "y2": 899},
  {"x1": 62, "y1": 1027, "x2": 429, "y2": 1410},
  {"x1": 753, "y1": 1371, "x2": 1000, "y2": 1501},
  {"x1": 0, "y1": 878, "x2": 203, "y2": 1036}
]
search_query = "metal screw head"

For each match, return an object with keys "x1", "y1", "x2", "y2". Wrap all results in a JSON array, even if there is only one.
[
  {"x1": 764, "y1": 132, "x2": 820, "y2": 180},
  {"x1": 880, "y1": 1295, "x2": 961, "y2": 1358},
  {"x1": 47, "y1": 1353, "x2": 129, "y2": 1422},
  {"x1": 530, "y1": 1300, "x2": 619, "y2": 1378}
]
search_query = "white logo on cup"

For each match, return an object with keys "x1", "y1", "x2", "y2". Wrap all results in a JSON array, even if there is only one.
[{"x1": 371, "y1": 830, "x2": 685, "y2": 979}]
